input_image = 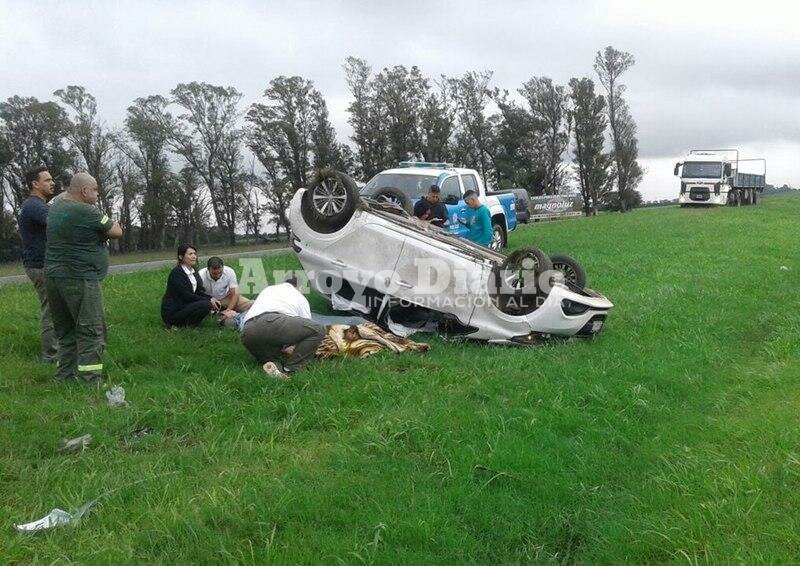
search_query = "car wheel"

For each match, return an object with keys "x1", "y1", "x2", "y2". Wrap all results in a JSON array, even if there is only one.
[
  {"x1": 727, "y1": 189, "x2": 739, "y2": 206},
  {"x1": 549, "y1": 254, "x2": 587, "y2": 289},
  {"x1": 489, "y1": 222, "x2": 506, "y2": 251},
  {"x1": 490, "y1": 247, "x2": 553, "y2": 315},
  {"x1": 300, "y1": 169, "x2": 359, "y2": 233},
  {"x1": 372, "y1": 188, "x2": 412, "y2": 214}
]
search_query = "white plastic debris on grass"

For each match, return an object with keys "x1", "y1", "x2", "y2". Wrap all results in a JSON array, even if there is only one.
[
  {"x1": 106, "y1": 386, "x2": 129, "y2": 407},
  {"x1": 780, "y1": 265, "x2": 789, "y2": 271},
  {"x1": 14, "y1": 501, "x2": 95, "y2": 533},
  {"x1": 58, "y1": 433, "x2": 92, "y2": 453}
]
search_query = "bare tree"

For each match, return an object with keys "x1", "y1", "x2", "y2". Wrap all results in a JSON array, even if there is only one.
[
  {"x1": 166, "y1": 82, "x2": 245, "y2": 244},
  {"x1": 569, "y1": 77, "x2": 609, "y2": 215},
  {"x1": 54, "y1": 86, "x2": 117, "y2": 216},
  {"x1": 119, "y1": 95, "x2": 172, "y2": 249},
  {"x1": 114, "y1": 157, "x2": 140, "y2": 252},
  {"x1": 593, "y1": 46, "x2": 642, "y2": 211}
]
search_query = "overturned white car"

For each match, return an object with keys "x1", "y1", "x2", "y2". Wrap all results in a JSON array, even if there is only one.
[{"x1": 289, "y1": 170, "x2": 613, "y2": 344}]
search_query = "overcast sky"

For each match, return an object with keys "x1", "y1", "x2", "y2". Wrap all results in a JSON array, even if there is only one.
[{"x1": 2, "y1": 0, "x2": 797, "y2": 200}]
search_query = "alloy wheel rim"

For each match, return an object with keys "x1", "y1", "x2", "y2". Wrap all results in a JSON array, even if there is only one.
[{"x1": 312, "y1": 177, "x2": 347, "y2": 216}]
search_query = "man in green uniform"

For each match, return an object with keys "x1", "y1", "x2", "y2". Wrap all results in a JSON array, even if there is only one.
[{"x1": 45, "y1": 172, "x2": 122, "y2": 383}]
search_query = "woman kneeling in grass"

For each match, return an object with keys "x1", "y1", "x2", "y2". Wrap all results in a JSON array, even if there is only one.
[{"x1": 160, "y1": 244, "x2": 221, "y2": 328}]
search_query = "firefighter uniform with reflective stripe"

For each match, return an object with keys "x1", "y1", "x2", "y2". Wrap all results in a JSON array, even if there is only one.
[{"x1": 45, "y1": 198, "x2": 113, "y2": 382}]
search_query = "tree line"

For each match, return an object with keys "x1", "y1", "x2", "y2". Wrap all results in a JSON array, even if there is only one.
[{"x1": 0, "y1": 45, "x2": 641, "y2": 261}]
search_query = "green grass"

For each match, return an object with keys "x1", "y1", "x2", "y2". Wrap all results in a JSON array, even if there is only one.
[
  {"x1": 2, "y1": 199, "x2": 800, "y2": 562},
  {"x1": 0, "y1": 241, "x2": 288, "y2": 277}
]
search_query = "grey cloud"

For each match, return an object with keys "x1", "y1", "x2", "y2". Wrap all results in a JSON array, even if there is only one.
[{"x1": 1, "y1": 0, "x2": 798, "y2": 193}]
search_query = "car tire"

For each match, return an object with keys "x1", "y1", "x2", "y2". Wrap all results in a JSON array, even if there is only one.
[
  {"x1": 490, "y1": 221, "x2": 506, "y2": 251},
  {"x1": 549, "y1": 254, "x2": 587, "y2": 289},
  {"x1": 371, "y1": 187, "x2": 412, "y2": 214},
  {"x1": 490, "y1": 247, "x2": 553, "y2": 315},
  {"x1": 300, "y1": 169, "x2": 359, "y2": 234}
]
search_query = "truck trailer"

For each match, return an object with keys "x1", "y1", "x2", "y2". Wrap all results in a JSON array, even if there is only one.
[{"x1": 674, "y1": 149, "x2": 766, "y2": 207}]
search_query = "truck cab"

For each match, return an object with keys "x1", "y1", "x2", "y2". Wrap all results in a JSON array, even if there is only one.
[
  {"x1": 360, "y1": 162, "x2": 517, "y2": 249},
  {"x1": 674, "y1": 149, "x2": 766, "y2": 207}
]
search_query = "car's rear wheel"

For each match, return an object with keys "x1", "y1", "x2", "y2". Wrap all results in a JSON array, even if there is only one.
[
  {"x1": 490, "y1": 246, "x2": 553, "y2": 315},
  {"x1": 549, "y1": 254, "x2": 587, "y2": 289},
  {"x1": 489, "y1": 221, "x2": 506, "y2": 251},
  {"x1": 371, "y1": 188, "x2": 412, "y2": 214},
  {"x1": 300, "y1": 169, "x2": 359, "y2": 233}
]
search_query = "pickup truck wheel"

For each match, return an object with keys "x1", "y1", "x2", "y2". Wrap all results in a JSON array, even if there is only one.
[
  {"x1": 489, "y1": 222, "x2": 506, "y2": 250},
  {"x1": 372, "y1": 188, "x2": 412, "y2": 214},
  {"x1": 549, "y1": 254, "x2": 587, "y2": 289},
  {"x1": 300, "y1": 169, "x2": 359, "y2": 233},
  {"x1": 490, "y1": 247, "x2": 553, "y2": 315}
]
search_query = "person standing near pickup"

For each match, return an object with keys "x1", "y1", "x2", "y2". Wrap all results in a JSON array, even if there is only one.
[
  {"x1": 459, "y1": 189, "x2": 493, "y2": 247},
  {"x1": 413, "y1": 184, "x2": 449, "y2": 227}
]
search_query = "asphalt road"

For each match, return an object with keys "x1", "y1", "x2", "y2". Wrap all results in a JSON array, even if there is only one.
[{"x1": 0, "y1": 247, "x2": 291, "y2": 287}]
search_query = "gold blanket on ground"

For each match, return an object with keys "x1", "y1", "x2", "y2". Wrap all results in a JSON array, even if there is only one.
[{"x1": 315, "y1": 323, "x2": 430, "y2": 359}]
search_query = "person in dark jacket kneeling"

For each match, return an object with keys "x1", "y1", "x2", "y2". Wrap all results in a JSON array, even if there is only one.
[{"x1": 161, "y1": 244, "x2": 221, "y2": 327}]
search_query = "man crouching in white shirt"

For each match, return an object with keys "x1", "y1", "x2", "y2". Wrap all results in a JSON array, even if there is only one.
[
  {"x1": 198, "y1": 257, "x2": 254, "y2": 313},
  {"x1": 222, "y1": 277, "x2": 326, "y2": 380}
]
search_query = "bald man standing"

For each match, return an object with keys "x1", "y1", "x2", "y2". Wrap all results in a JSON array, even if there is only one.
[{"x1": 45, "y1": 172, "x2": 122, "y2": 383}]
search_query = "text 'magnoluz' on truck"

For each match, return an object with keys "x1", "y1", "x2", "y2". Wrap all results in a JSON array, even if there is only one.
[
  {"x1": 359, "y1": 162, "x2": 517, "y2": 250},
  {"x1": 674, "y1": 149, "x2": 766, "y2": 207}
]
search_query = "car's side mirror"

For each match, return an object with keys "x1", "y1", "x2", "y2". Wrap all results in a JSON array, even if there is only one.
[
  {"x1": 673, "y1": 163, "x2": 681, "y2": 176},
  {"x1": 723, "y1": 163, "x2": 732, "y2": 177},
  {"x1": 444, "y1": 195, "x2": 459, "y2": 205}
]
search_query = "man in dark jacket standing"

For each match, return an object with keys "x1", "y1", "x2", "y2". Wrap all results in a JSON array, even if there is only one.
[
  {"x1": 18, "y1": 166, "x2": 57, "y2": 363},
  {"x1": 45, "y1": 172, "x2": 122, "y2": 383}
]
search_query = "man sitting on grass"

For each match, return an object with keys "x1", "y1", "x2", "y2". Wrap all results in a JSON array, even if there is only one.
[{"x1": 198, "y1": 257, "x2": 253, "y2": 313}]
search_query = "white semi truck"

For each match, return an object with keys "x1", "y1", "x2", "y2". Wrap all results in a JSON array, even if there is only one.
[{"x1": 674, "y1": 149, "x2": 766, "y2": 207}]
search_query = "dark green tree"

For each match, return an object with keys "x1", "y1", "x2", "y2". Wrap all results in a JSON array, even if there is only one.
[
  {"x1": 569, "y1": 77, "x2": 610, "y2": 216},
  {"x1": 0, "y1": 96, "x2": 75, "y2": 216},
  {"x1": 594, "y1": 46, "x2": 643, "y2": 211},
  {"x1": 519, "y1": 77, "x2": 570, "y2": 195},
  {"x1": 448, "y1": 71, "x2": 496, "y2": 184},
  {"x1": 343, "y1": 57, "x2": 390, "y2": 179}
]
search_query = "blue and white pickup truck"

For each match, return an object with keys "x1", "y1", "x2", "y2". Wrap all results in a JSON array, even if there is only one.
[{"x1": 360, "y1": 162, "x2": 517, "y2": 250}]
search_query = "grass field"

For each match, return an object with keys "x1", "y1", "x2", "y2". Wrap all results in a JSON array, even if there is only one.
[{"x1": 2, "y1": 198, "x2": 799, "y2": 562}]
